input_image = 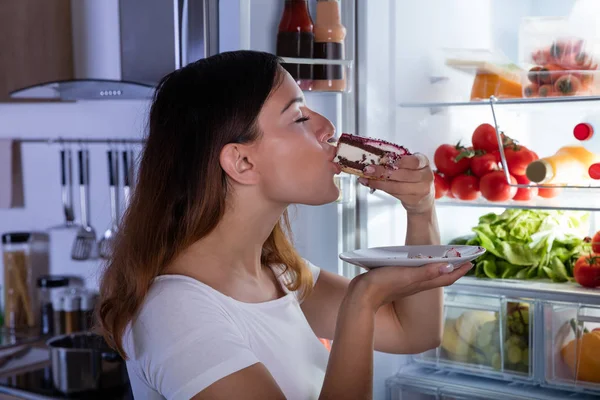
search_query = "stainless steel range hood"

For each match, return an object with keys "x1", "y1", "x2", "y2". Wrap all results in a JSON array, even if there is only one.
[{"x1": 10, "y1": 0, "x2": 219, "y2": 101}]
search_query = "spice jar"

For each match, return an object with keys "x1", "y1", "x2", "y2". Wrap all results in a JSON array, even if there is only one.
[
  {"x1": 2, "y1": 232, "x2": 49, "y2": 330},
  {"x1": 63, "y1": 292, "x2": 81, "y2": 334},
  {"x1": 52, "y1": 289, "x2": 66, "y2": 336},
  {"x1": 37, "y1": 276, "x2": 69, "y2": 335},
  {"x1": 80, "y1": 291, "x2": 97, "y2": 332}
]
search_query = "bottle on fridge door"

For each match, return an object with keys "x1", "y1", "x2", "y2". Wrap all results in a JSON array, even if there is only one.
[
  {"x1": 276, "y1": 0, "x2": 314, "y2": 90},
  {"x1": 313, "y1": 0, "x2": 347, "y2": 92}
]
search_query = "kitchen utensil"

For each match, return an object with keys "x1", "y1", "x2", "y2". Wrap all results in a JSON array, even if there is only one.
[
  {"x1": 60, "y1": 148, "x2": 75, "y2": 226},
  {"x1": 122, "y1": 149, "x2": 132, "y2": 212},
  {"x1": 48, "y1": 146, "x2": 76, "y2": 230},
  {"x1": 71, "y1": 149, "x2": 96, "y2": 260},
  {"x1": 46, "y1": 332, "x2": 129, "y2": 394},
  {"x1": 99, "y1": 150, "x2": 119, "y2": 259},
  {"x1": 339, "y1": 245, "x2": 486, "y2": 269}
]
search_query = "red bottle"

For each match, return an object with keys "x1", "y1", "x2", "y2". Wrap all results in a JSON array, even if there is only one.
[{"x1": 276, "y1": 0, "x2": 314, "y2": 89}]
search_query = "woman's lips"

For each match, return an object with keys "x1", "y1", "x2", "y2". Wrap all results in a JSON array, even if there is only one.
[{"x1": 332, "y1": 162, "x2": 342, "y2": 174}]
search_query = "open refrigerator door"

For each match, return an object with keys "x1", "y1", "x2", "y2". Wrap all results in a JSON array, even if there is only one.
[{"x1": 360, "y1": 0, "x2": 600, "y2": 398}]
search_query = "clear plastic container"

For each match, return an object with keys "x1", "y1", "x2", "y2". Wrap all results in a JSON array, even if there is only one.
[
  {"x1": 2, "y1": 232, "x2": 49, "y2": 330},
  {"x1": 414, "y1": 291, "x2": 535, "y2": 382},
  {"x1": 543, "y1": 301, "x2": 600, "y2": 394},
  {"x1": 518, "y1": 17, "x2": 600, "y2": 99}
]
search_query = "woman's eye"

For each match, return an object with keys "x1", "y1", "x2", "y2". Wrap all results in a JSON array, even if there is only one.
[{"x1": 295, "y1": 116, "x2": 311, "y2": 124}]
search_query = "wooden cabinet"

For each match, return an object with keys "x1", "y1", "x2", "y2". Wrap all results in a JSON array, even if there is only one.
[{"x1": 0, "y1": 0, "x2": 74, "y2": 101}]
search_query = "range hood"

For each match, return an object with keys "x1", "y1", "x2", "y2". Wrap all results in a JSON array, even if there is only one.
[{"x1": 10, "y1": 0, "x2": 219, "y2": 101}]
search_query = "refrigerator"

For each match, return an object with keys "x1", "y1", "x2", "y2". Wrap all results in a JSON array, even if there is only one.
[{"x1": 221, "y1": 0, "x2": 600, "y2": 399}]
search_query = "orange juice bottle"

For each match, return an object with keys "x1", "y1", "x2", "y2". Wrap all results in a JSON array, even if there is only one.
[{"x1": 525, "y1": 146, "x2": 600, "y2": 185}]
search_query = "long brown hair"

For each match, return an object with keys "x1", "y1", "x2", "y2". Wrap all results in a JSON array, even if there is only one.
[{"x1": 97, "y1": 51, "x2": 313, "y2": 358}]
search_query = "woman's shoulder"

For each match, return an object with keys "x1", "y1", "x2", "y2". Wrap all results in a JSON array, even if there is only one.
[{"x1": 124, "y1": 275, "x2": 240, "y2": 360}]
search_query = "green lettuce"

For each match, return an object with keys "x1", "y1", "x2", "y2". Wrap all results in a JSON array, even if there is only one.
[{"x1": 454, "y1": 209, "x2": 591, "y2": 282}]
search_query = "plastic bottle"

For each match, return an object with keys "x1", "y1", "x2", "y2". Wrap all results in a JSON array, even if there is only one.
[
  {"x1": 312, "y1": 0, "x2": 346, "y2": 91},
  {"x1": 526, "y1": 145, "x2": 600, "y2": 184},
  {"x1": 573, "y1": 116, "x2": 600, "y2": 179}
]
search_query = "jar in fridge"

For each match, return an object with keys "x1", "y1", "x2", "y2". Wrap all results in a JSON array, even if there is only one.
[
  {"x1": 2, "y1": 232, "x2": 49, "y2": 330},
  {"x1": 37, "y1": 275, "x2": 69, "y2": 335}
]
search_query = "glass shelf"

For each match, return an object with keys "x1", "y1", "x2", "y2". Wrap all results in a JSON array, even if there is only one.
[
  {"x1": 279, "y1": 57, "x2": 353, "y2": 66},
  {"x1": 436, "y1": 189, "x2": 600, "y2": 212},
  {"x1": 398, "y1": 95, "x2": 600, "y2": 109}
]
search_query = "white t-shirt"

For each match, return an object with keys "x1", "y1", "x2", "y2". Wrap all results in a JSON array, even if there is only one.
[{"x1": 122, "y1": 260, "x2": 329, "y2": 400}]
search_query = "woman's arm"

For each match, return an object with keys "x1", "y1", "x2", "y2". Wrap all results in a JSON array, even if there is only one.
[{"x1": 390, "y1": 206, "x2": 444, "y2": 353}]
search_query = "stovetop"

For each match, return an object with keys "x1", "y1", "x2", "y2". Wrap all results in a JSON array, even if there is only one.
[{"x1": 0, "y1": 366, "x2": 133, "y2": 400}]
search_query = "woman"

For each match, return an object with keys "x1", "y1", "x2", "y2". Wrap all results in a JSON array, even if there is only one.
[{"x1": 97, "y1": 50, "x2": 472, "y2": 400}]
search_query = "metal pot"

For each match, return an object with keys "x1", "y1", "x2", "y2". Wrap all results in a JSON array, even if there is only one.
[{"x1": 46, "y1": 332, "x2": 129, "y2": 394}]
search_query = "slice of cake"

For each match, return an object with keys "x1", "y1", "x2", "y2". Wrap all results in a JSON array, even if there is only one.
[{"x1": 333, "y1": 133, "x2": 411, "y2": 178}]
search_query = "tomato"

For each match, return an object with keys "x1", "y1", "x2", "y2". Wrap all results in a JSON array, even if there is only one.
[
  {"x1": 504, "y1": 146, "x2": 537, "y2": 176},
  {"x1": 434, "y1": 172, "x2": 449, "y2": 199},
  {"x1": 472, "y1": 123, "x2": 500, "y2": 153},
  {"x1": 434, "y1": 143, "x2": 470, "y2": 177},
  {"x1": 513, "y1": 174, "x2": 538, "y2": 201},
  {"x1": 480, "y1": 171, "x2": 518, "y2": 202},
  {"x1": 538, "y1": 186, "x2": 562, "y2": 198},
  {"x1": 573, "y1": 253, "x2": 600, "y2": 288},
  {"x1": 491, "y1": 150, "x2": 501, "y2": 163},
  {"x1": 470, "y1": 152, "x2": 499, "y2": 177},
  {"x1": 450, "y1": 174, "x2": 480, "y2": 201},
  {"x1": 592, "y1": 231, "x2": 600, "y2": 254}
]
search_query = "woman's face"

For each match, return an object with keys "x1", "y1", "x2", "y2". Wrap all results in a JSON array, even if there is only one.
[{"x1": 252, "y1": 69, "x2": 341, "y2": 206}]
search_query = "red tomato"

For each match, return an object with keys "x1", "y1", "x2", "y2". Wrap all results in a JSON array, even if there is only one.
[
  {"x1": 592, "y1": 231, "x2": 600, "y2": 253},
  {"x1": 434, "y1": 172, "x2": 449, "y2": 199},
  {"x1": 538, "y1": 186, "x2": 562, "y2": 198},
  {"x1": 472, "y1": 123, "x2": 501, "y2": 153},
  {"x1": 480, "y1": 171, "x2": 518, "y2": 202},
  {"x1": 434, "y1": 143, "x2": 471, "y2": 177},
  {"x1": 504, "y1": 146, "x2": 537, "y2": 176},
  {"x1": 573, "y1": 253, "x2": 600, "y2": 288},
  {"x1": 450, "y1": 174, "x2": 480, "y2": 201},
  {"x1": 513, "y1": 174, "x2": 539, "y2": 201},
  {"x1": 470, "y1": 152, "x2": 499, "y2": 177},
  {"x1": 491, "y1": 150, "x2": 501, "y2": 163}
]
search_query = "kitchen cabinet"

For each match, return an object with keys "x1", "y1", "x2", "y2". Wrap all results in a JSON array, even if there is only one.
[{"x1": 0, "y1": 0, "x2": 74, "y2": 102}]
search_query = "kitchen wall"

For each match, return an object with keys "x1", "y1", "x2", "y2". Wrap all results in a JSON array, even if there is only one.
[{"x1": 0, "y1": 100, "x2": 149, "y2": 290}]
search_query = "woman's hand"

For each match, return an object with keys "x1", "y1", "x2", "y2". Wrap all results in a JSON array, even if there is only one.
[
  {"x1": 358, "y1": 153, "x2": 434, "y2": 214},
  {"x1": 351, "y1": 261, "x2": 473, "y2": 311}
]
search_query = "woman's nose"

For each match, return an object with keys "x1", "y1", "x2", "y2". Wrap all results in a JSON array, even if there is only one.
[{"x1": 316, "y1": 115, "x2": 336, "y2": 143}]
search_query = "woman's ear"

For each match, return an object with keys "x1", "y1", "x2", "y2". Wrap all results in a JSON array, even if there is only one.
[{"x1": 220, "y1": 143, "x2": 260, "y2": 185}]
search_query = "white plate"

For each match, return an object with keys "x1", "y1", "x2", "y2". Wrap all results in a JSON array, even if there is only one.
[{"x1": 339, "y1": 245, "x2": 486, "y2": 268}]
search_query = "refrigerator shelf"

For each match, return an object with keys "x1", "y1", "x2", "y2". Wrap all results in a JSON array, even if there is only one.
[
  {"x1": 453, "y1": 278, "x2": 600, "y2": 307},
  {"x1": 387, "y1": 366, "x2": 599, "y2": 400},
  {"x1": 435, "y1": 189, "x2": 600, "y2": 212},
  {"x1": 398, "y1": 95, "x2": 600, "y2": 110}
]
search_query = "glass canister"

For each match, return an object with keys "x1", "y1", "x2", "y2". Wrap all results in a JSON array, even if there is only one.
[
  {"x1": 2, "y1": 232, "x2": 49, "y2": 330},
  {"x1": 79, "y1": 290, "x2": 97, "y2": 332},
  {"x1": 37, "y1": 276, "x2": 69, "y2": 335},
  {"x1": 63, "y1": 291, "x2": 81, "y2": 334}
]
